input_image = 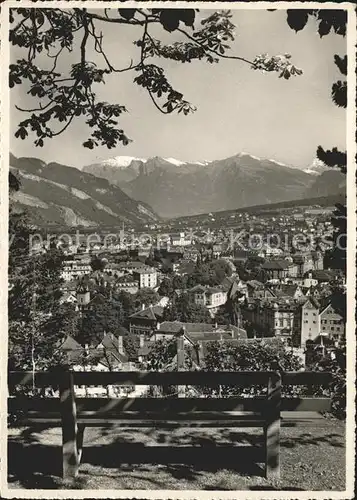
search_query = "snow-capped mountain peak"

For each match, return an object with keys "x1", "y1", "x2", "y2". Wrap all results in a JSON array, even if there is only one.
[
  {"x1": 268, "y1": 159, "x2": 289, "y2": 167},
  {"x1": 303, "y1": 158, "x2": 328, "y2": 175},
  {"x1": 238, "y1": 152, "x2": 261, "y2": 161},
  {"x1": 163, "y1": 157, "x2": 187, "y2": 166},
  {"x1": 98, "y1": 156, "x2": 146, "y2": 169}
]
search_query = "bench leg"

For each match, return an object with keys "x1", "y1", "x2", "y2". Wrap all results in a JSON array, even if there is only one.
[
  {"x1": 264, "y1": 417, "x2": 280, "y2": 479},
  {"x1": 77, "y1": 424, "x2": 85, "y2": 465},
  {"x1": 62, "y1": 419, "x2": 80, "y2": 479},
  {"x1": 60, "y1": 371, "x2": 81, "y2": 479}
]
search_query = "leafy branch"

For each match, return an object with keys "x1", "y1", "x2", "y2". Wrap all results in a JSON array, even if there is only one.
[{"x1": 10, "y1": 7, "x2": 304, "y2": 150}]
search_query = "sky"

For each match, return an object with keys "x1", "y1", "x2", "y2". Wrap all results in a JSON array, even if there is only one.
[{"x1": 10, "y1": 8, "x2": 347, "y2": 169}]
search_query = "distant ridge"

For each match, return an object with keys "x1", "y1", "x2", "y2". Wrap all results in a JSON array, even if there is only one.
[
  {"x1": 83, "y1": 152, "x2": 321, "y2": 218},
  {"x1": 171, "y1": 193, "x2": 345, "y2": 223}
]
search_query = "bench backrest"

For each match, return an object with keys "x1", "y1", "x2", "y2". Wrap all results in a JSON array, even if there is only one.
[{"x1": 8, "y1": 370, "x2": 332, "y2": 416}]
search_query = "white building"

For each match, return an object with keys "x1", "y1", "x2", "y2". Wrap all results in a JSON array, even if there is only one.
[
  {"x1": 61, "y1": 261, "x2": 92, "y2": 281},
  {"x1": 190, "y1": 285, "x2": 227, "y2": 316},
  {"x1": 133, "y1": 268, "x2": 158, "y2": 289}
]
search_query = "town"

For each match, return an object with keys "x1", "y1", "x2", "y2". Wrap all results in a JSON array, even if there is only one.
[{"x1": 18, "y1": 201, "x2": 345, "y2": 389}]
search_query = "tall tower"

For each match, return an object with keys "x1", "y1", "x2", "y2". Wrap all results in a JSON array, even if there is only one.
[{"x1": 77, "y1": 282, "x2": 90, "y2": 306}]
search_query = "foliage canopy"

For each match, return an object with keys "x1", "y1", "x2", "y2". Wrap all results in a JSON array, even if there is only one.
[{"x1": 10, "y1": 7, "x2": 303, "y2": 150}]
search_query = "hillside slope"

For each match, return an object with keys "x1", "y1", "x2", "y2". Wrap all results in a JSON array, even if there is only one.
[{"x1": 10, "y1": 154, "x2": 159, "y2": 228}]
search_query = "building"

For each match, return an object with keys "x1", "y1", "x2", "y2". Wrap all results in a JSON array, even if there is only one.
[
  {"x1": 242, "y1": 299, "x2": 296, "y2": 341},
  {"x1": 293, "y1": 297, "x2": 320, "y2": 347},
  {"x1": 261, "y1": 260, "x2": 299, "y2": 280},
  {"x1": 137, "y1": 322, "x2": 247, "y2": 367},
  {"x1": 61, "y1": 261, "x2": 92, "y2": 281},
  {"x1": 170, "y1": 232, "x2": 192, "y2": 247},
  {"x1": 115, "y1": 275, "x2": 139, "y2": 294},
  {"x1": 76, "y1": 282, "x2": 90, "y2": 306},
  {"x1": 293, "y1": 298, "x2": 345, "y2": 347},
  {"x1": 273, "y1": 284, "x2": 305, "y2": 301},
  {"x1": 190, "y1": 285, "x2": 227, "y2": 315},
  {"x1": 59, "y1": 291, "x2": 77, "y2": 305},
  {"x1": 133, "y1": 267, "x2": 157, "y2": 289},
  {"x1": 57, "y1": 334, "x2": 134, "y2": 397},
  {"x1": 319, "y1": 303, "x2": 345, "y2": 341},
  {"x1": 129, "y1": 304, "x2": 164, "y2": 336}
]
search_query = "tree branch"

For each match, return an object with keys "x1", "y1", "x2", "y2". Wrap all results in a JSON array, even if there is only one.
[
  {"x1": 88, "y1": 18, "x2": 139, "y2": 74},
  {"x1": 177, "y1": 27, "x2": 257, "y2": 67},
  {"x1": 86, "y1": 12, "x2": 144, "y2": 26},
  {"x1": 140, "y1": 20, "x2": 169, "y2": 115}
]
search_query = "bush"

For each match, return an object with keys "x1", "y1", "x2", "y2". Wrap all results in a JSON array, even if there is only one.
[
  {"x1": 312, "y1": 346, "x2": 346, "y2": 419},
  {"x1": 201, "y1": 339, "x2": 304, "y2": 397}
]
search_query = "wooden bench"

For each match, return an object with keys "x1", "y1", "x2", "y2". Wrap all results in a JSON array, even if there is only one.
[{"x1": 8, "y1": 370, "x2": 332, "y2": 481}]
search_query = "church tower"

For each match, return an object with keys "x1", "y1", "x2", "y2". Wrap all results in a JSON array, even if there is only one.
[{"x1": 76, "y1": 282, "x2": 90, "y2": 306}]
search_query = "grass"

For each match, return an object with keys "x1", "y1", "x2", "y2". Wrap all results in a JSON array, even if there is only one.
[{"x1": 8, "y1": 420, "x2": 345, "y2": 491}]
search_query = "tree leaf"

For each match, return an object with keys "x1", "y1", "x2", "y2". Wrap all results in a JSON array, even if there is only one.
[
  {"x1": 83, "y1": 140, "x2": 94, "y2": 149},
  {"x1": 318, "y1": 20, "x2": 332, "y2": 38},
  {"x1": 178, "y1": 9, "x2": 195, "y2": 27},
  {"x1": 286, "y1": 10, "x2": 309, "y2": 32},
  {"x1": 160, "y1": 10, "x2": 180, "y2": 33},
  {"x1": 118, "y1": 9, "x2": 136, "y2": 21}
]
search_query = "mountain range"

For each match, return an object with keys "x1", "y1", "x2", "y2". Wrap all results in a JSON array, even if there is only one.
[
  {"x1": 10, "y1": 153, "x2": 159, "y2": 228},
  {"x1": 10, "y1": 151, "x2": 345, "y2": 227},
  {"x1": 83, "y1": 153, "x2": 345, "y2": 218}
]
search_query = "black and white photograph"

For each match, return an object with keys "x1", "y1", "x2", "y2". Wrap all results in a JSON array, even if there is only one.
[{"x1": 1, "y1": 1, "x2": 356, "y2": 497}]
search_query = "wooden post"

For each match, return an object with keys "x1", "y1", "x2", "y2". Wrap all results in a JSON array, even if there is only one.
[
  {"x1": 264, "y1": 372, "x2": 281, "y2": 479},
  {"x1": 77, "y1": 424, "x2": 85, "y2": 465},
  {"x1": 177, "y1": 335, "x2": 185, "y2": 398},
  {"x1": 59, "y1": 370, "x2": 80, "y2": 479}
]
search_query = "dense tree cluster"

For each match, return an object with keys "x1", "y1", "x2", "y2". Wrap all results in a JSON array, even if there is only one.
[
  {"x1": 8, "y1": 210, "x2": 66, "y2": 370},
  {"x1": 163, "y1": 292, "x2": 212, "y2": 324}
]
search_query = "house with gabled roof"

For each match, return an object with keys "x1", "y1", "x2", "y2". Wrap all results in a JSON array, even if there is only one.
[
  {"x1": 273, "y1": 284, "x2": 305, "y2": 301},
  {"x1": 57, "y1": 333, "x2": 135, "y2": 395},
  {"x1": 292, "y1": 296, "x2": 345, "y2": 348},
  {"x1": 189, "y1": 284, "x2": 227, "y2": 315},
  {"x1": 59, "y1": 291, "x2": 77, "y2": 305},
  {"x1": 137, "y1": 322, "x2": 247, "y2": 367},
  {"x1": 319, "y1": 302, "x2": 345, "y2": 342},
  {"x1": 261, "y1": 260, "x2": 299, "y2": 280},
  {"x1": 129, "y1": 304, "x2": 164, "y2": 335},
  {"x1": 150, "y1": 321, "x2": 247, "y2": 341}
]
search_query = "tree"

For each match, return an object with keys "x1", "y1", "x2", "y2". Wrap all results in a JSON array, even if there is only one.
[
  {"x1": 134, "y1": 287, "x2": 159, "y2": 308},
  {"x1": 90, "y1": 255, "x2": 107, "y2": 272},
  {"x1": 158, "y1": 277, "x2": 174, "y2": 297},
  {"x1": 202, "y1": 339, "x2": 304, "y2": 397},
  {"x1": 158, "y1": 274, "x2": 187, "y2": 297},
  {"x1": 122, "y1": 335, "x2": 140, "y2": 362},
  {"x1": 285, "y1": 9, "x2": 347, "y2": 272},
  {"x1": 212, "y1": 305, "x2": 231, "y2": 326},
  {"x1": 8, "y1": 211, "x2": 66, "y2": 371},
  {"x1": 172, "y1": 274, "x2": 187, "y2": 291},
  {"x1": 163, "y1": 292, "x2": 212, "y2": 323},
  {"x1": 312, "y1": 344, "x2": 346, "y2": 419},
  {"x1": 10, "y1": 8, "x2": 303, "y2": 150},
  {"x1": 79, "y1": 295, "x2": 125, "y2": 345},
  {"x1": 115, "y1": 290, "x2": 136, "y2": 322},
  {"x1": 210, "y1": 259, "x2": 233, "y2": 283},
  {"x1": 214, "y1": 293, "x2": 242, "y2": 327},
  {"x1": 146, "y1": 338, "x2": 177, "y2": 371},
  {"x1": 48, "y1": 302, "x2": 80, "y2": 340}
]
